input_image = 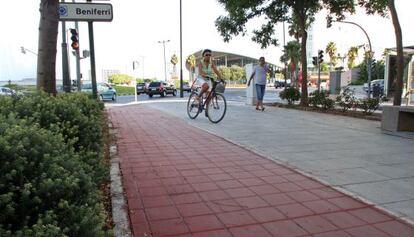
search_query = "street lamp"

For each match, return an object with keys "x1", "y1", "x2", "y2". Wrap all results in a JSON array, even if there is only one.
[
  {"x1": 20, "y1": 46, "x2": 38, "y2": 56},
  {"x1": 158, "y1": 40, "x2": 170, "y2": 81},
  {"x1": 327, "y1": 17, "x2": 373, "y2": 98},
  {"x1": 179, "y1": 0, "x2": 183, "y2": 97}
]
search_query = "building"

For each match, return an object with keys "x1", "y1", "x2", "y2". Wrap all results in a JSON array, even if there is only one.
[
  {"x1": 101, "y1": 69, "x2": 121, "y2": 83},
  {"x1": 190, "y1": 49, "x2": 283, "y2": 71}
]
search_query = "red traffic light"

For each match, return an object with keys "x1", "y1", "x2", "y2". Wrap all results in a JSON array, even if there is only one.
[{"x1": 69, "y1": 28, "x2": 79, "y2": 50}]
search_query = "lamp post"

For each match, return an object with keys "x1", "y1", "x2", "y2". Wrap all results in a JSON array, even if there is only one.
[
  {"x1": 179, "y1": 0, "x2": 183, "y2": 97},
  {"x1": 158, "y1": 40, "x2": 170, "y2": 81},
  {"x1": 327, "y1": 18, "x2": 373, "y2": 98}
]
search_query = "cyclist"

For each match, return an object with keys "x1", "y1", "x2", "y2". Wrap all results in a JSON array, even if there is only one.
[{"x1": 195, "y1": 49, "x2": 222, "y2": 103}]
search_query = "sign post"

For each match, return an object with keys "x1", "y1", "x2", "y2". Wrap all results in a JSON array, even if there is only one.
[{"x1": 59, "y1": 1, "x2": 113, "y2": 99}]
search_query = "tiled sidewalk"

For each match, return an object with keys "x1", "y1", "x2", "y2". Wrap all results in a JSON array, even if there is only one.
[{"x1": 108, "y1": 105, "x2": 414, "y2": 237}]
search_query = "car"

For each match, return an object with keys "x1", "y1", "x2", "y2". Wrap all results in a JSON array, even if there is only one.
[
  {"x1": 147, "y1": 81, "x2": 177, "y2": 97},
  {"x1": 363, "y1": 79, "x2": 384, "y2": 94},
  {"x1": 273, "y1": 80, "x2": 291, "y2": 89},
  {"x1": 182, "y1": 82, "x2": 191, "y2": 92},
  {"x1": 320, "y1": 81, "x2": 329, "y2": 90},
  {"x1": 0, "y1": 86, "x2": 16, "y2": 96},
  {"x1": 82, "y1": 82, "x2": 117, "y2": 101},
  {"x1": 136, "y1": 82, "x2": 148, "y2": 95}
]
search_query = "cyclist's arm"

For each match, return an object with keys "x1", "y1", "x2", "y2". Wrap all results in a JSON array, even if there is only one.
[{"x1": 212, "y1": 63, "x2": 222, "y2": 80}]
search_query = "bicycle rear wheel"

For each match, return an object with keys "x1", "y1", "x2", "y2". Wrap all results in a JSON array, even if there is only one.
[
  {"x1": 206, "y1": 93, "x2": 227, "y2": 123},
  {"x1": 187, "y1": 92, "x2": 200, "y2": 119}
]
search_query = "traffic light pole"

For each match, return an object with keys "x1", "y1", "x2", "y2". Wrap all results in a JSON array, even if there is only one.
[
  {"x1": 317, "y1": 60, "x2": 321, "y2": 92},
  {"x1": 87, "y1": 0, "x2": 98, "y2": 99},
  {"x1": 73, "y1": 1, "x2": 81, "y2": 91},
  {"x1": 61, "y1": 0, "x2": 71, "y2": 93}
]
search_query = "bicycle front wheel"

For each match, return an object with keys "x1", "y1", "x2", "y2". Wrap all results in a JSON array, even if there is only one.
[
  {"x1": 187, "y1": 92, "x2": 200, "y2": 119},
  {"x1": 206, "y1": 93, "x2": 227, "y2": 123}
]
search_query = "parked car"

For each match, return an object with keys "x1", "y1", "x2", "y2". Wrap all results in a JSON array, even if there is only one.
[
  {"x1": 274, "y1": 80, "x2": 291, "y2": 89},
  {"x1": 0, "y1": 86, "x2": 16, "y2": 96},
  {"x1": 363, "y1": 79, "x2": 384, "y2": 94},
  {"x1": 136, "y1": 82, "x2": 148, "y2": 95},
  {"x1": 147, "y1": 81, "x2": 177, "y2": 97},
  {"x1": 82, "y1": 82, "x2": 117, "y2": 101},
  {"x1": 182, "y1": 82, "x2": 191, "y2": 92}
]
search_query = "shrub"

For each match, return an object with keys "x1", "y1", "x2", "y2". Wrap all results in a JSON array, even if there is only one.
[
  {"x1": 279, "y1": 87, "x2": 301, "y2": 105},
  {"x1": 0, "y1": 116, "x2": 106, "y2": 236},
  {"x1": 0, "y1": 93, "x2": 107, "y2": 184},
  {"x1": 0, "y1": 93, "x2": 109, "y2": 236},
  {"x1": 309, "y1": 90, "x2": 334, "y2": 110},
  {"x1": 358, "y1": 97, "x2": 380, "y2": 115},
  {"x1": 336, "y1": 87, "x2": 357, "y2": 112}
]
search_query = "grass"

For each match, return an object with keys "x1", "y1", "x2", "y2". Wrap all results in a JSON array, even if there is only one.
[{"x1": 113, "y1": 85, "x2": 135, "y2": 95}]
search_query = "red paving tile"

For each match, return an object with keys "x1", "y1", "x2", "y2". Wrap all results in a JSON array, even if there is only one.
[{"x1": 108, "y1": 106, "x2": 414, "y2": 237}]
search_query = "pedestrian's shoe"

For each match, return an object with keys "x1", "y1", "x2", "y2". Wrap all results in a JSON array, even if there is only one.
[
  {"x1": 256, "y1": 107, "x2": 260, "y2": 110},
  {"x1": 261, "y1": 107, "x2": 265, "y2": 111}
]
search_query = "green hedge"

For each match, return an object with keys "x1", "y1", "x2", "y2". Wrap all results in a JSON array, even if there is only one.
[{"x1": 0, "y1": 93, "x2": 110, "y2": 236}]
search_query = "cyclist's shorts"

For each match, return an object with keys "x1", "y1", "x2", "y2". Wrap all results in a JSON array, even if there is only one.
[{"x1": 195, "y1": 76, "x2": 212, "y2": 89}]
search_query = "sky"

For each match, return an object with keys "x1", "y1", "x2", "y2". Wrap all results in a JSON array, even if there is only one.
[{"x1": 1, "y1": 0, "x2": 413, "y2": 83}]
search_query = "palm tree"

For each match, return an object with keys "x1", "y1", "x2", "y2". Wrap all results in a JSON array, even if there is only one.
[
  {"x1": 325, "y1": 42, "x2": 338, "y2": 71},
  {"x1": 347, "y1": 46, "x2": 359, "y2": 70},
  {"x1": 185, "y1": 55, "x2": 196, "y2": 82},
  {"x1": 280, "y1": 41, "x2": 301, "y2": 87},
  {"x1": 37, "y1": 0, "x2": 59, "y2": 94}
]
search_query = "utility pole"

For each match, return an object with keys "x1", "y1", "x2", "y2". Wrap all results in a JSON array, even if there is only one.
[
  {"x1": 61, "y1": 0, "x2": 71, "y2": 93},
  {"x1": 158, "y1": 40, "x2": 170, "y2": 82}
]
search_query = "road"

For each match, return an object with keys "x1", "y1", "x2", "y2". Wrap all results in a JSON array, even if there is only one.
[{"x1": 108, "y1": 85, "x2": 368, "y2": 105}]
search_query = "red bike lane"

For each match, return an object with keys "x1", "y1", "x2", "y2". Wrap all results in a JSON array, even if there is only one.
[{"x1": 108, "y1": 105, "x2": 414, "y2": 237}]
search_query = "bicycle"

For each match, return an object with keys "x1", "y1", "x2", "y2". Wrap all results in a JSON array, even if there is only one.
[{"x1": 187, "y1": 76, "x2": 227, "y2": 123}]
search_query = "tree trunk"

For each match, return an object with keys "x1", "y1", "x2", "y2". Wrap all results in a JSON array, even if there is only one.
[
  {"x1": 37, "y1": 0, "x2": 59, "y2": 94},
  {"x1": 388, "y1": 0, "x2": 403, "y2": 106},
  {"x1": 299, "y1": 16, "x2": 308, "y2": 106}
]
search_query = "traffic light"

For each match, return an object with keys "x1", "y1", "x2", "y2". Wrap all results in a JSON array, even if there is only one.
[
  {"x1": 312, "y1": 57, "x2": 318, "y2": 66},
  {"x1": 318, "y1": 50, "x2": 324, "y2": 64},
  {"x1": 371, "y1": 58, "x2": 376, "y2": 69},
  {"x1": 70, "y1": 28, "x2": 79, "y2": 50},
  {"x1": 326, "y1": 16, "x2": 333, "y2": 28}
]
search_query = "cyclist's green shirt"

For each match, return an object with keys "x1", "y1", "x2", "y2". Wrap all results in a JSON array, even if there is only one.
[{"x1": 200, "y1": 60, "x2": 214, "y2": 78}]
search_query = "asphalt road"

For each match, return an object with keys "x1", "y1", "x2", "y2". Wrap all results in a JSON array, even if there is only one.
[{"x1": 107, "y1": 85, "x2": 368, "y2": 105}]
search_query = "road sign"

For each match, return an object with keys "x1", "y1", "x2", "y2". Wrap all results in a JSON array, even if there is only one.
[{"x1": 59, "y1": 3, "x2": 113, "y2": 22}]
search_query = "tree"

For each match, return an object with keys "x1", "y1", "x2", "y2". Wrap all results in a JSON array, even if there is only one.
[
  {"x1": 358, "y1": 0, "x2": 404, "y2": 105},
  {"x1": 280, "y1": 40, "x2": 301, "y2": 86},
  {"x1": 325, "y1": 41, "x2": 338, "y2": 71},
  {"x1": 108, "y1": 73, "x2": 134, "y2": 85},
  {"x1": 37, "y1": 0, "x2": 59, "y2": 94},
  {"x1": 215, "y1": 0, "x2": 355, "y2": 106},
  {"x1": 229, "y1": 65, "x2": 245, "y2": 82},
  {"x1": 347, "y1": 46, "x2": 359, "y2": 70},
  {"x1": 218, "y1": 66, "x2": 232, "y2": 81}
]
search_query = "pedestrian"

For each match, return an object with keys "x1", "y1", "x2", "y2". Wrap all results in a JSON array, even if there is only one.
[{"x1": 247, "y1": 56, "x2": 272, "y2": 111}]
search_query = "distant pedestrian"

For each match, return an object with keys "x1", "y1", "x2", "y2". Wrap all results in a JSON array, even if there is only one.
[{"x1": 247, "y1": 56, "x2": 272, "y2": 111}]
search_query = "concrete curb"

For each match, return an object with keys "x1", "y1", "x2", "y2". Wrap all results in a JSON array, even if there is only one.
[{"x1": 108, "y1": 123, "x2": 133, "y2": 237}]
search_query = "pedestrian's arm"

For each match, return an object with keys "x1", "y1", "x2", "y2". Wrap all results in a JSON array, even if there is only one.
[{"x1": 247, "y1": 72, "x2": 255, "y2": 86}]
